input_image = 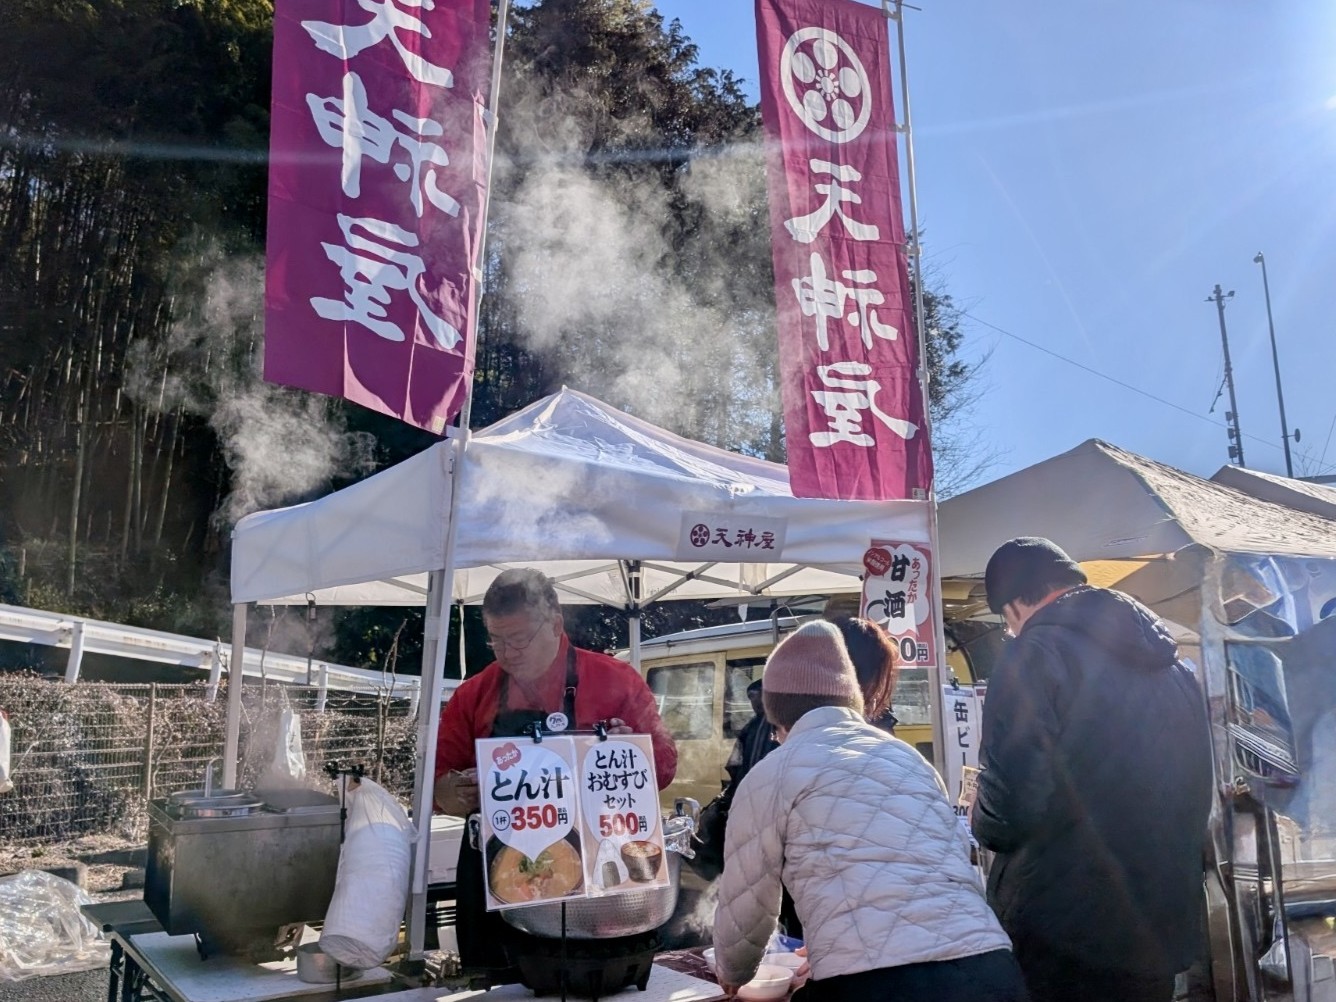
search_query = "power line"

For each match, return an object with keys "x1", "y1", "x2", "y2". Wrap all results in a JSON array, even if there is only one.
[
  {"x1": 964, "y1": 310, "x2": 1335, "y2": 473},
  {"x1": 1319, "y1": 411, "x2": 1336, "y2": 473}
]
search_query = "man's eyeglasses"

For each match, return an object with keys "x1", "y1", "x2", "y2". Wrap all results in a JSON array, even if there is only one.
[{"x1": 485, "y1": 620, "x2": 548, "y2": 654}]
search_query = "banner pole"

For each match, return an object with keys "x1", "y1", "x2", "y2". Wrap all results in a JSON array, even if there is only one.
[
  {"x1": 455, "y1": 0, "x2": 510, "y2": 437},
  {"x1": 885, "y1": 0, "x2": 949, "y2": 778},
  {"x1": 404, "y1": 0, "x2": 512, "y2": 959}
]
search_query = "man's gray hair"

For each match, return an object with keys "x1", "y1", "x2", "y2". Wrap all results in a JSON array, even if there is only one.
[{"x1": 482, "y1": 568, "x2": 562, "y2": 620}]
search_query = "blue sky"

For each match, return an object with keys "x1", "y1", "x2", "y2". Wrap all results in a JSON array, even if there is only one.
[{"x1": 654, "y1": 0, "x2": 1336, "y2": 489}]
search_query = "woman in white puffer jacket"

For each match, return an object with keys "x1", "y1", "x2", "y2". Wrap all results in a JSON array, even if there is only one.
[{"x1": 713, "y1": 621, "x2": 1028, "y2": 1002}]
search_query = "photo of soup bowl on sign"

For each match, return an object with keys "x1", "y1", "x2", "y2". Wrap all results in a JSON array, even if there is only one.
[
  {"x1": 487, "y1": 833, "x2": 585, "y2": 905},
  {"x1": 620, "y1": 839, "x2": 663, "y2": 882}
]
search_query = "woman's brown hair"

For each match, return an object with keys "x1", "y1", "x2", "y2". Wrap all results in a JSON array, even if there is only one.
[{"x1": 830, "y1": 617, "x2": 898, "y2": 721}]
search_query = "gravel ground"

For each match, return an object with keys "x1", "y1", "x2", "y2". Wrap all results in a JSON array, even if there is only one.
[{"x1": 0, "y1": 967, "x2": 110, "y2": 1002}]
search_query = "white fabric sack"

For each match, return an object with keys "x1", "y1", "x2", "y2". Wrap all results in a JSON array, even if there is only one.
[
  {"x1": 319, "y1": 779, "x2": 412, "y2": 969},
  {"x1": 0, "y1": 712, "x2": 12, "y2": 795}
]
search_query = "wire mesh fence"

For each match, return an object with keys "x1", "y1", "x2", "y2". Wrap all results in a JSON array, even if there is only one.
[{"x1": 0, "y1": 673, "x2": 419, "y2": 845}]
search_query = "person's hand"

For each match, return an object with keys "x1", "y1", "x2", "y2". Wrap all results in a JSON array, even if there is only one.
[
  {"x1": 434, "y1": 768, "x2": 480, "y2": 815},
  {"x1": 606, "y1": 717, "x2": 634, "y2": 735},
  {"x1": 793, "y1": 945, "x2": 810, "y2": 981}
]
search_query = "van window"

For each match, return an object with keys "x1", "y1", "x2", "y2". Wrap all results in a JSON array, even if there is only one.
[
  {"x1": 647, "y1": 661, "x2": 715, "y2": 740},
  {"x1": 724, "y1": 657, "x2": 766, "y2": 738},
  {"x1": 891, "y1": 667, "x2": 932, "y2": 727}
]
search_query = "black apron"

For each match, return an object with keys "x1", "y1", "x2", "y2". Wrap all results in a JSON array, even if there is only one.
[{"x1": 455, "y1": 646, "x2": 579, "y2": 972}]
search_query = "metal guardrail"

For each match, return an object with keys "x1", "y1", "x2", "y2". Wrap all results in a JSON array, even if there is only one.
[{"x1": 0, "y1": 602, "x2": 419, "y2": 695}]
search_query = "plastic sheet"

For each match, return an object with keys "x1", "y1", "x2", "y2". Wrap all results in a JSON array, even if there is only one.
[
  {"x1": 319, "y1": 778, "x2": 412, "y2": 970},
  {"x1": 0, "y1": 870, "x2": 109, "y2": 981},
  {"x1": 275, "y1": 705, "x2": 307, "y2": 782}
]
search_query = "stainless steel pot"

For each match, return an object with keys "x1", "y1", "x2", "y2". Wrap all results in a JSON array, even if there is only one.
[
  {"x1": 499, "y1": 807, "x2": 697, "y2": 940},
  {"x1": 500, "y1": 846, "x2": 682, "y2": 939},
  {"x1": 296, "y1": 943, "x2": 365, "y2": 984},
  {"x1": 145, "y1": 788, "x2": 342, "y2": 951},
  {"x1": 165, "y1": 789, "x2": 265, "y2": 819}
]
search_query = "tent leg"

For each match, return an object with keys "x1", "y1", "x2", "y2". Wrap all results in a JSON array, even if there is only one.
[
  {"x1": 224, "y1": 603, "x2": 247, "y2": 789},
  {"x1": 406, "y1": 570, "x2": 451, "y2": 959},
  {"x1": 627, "y1": 560, "x2": 643, "y2": 671}
]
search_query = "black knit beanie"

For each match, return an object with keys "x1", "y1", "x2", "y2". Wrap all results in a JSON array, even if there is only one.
[{"x1": 984, "y1": 537, "x2": 1087, "y2": 615}]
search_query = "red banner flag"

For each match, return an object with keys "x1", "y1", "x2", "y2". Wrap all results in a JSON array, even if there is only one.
[
  {"x1": 756, "y1": 0, "x2": 932, "y2": 499},
  {"x1": 265, "y1": 0, "x2": 492, "y2": 433}
]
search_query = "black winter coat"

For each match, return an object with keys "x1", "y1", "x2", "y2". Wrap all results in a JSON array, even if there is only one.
[{"x1": 972, "y1": 586, "x2": 1214, "y2": 976}]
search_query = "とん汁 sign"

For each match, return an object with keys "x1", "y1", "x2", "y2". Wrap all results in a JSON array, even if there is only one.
[{"x1": 476, "y1": 734, "x2": 666, "y2": 911}]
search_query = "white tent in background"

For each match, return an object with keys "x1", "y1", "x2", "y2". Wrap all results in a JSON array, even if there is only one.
[
  {"x1": 1211, "y1": 464, "x2": 1336, "y2": 522},
  {"x1": 228, "y1": 387, "x2": 932, "y2": 957},
  {"x1": 939, "y1": 439, "x2": 1336, "y2": 582}
]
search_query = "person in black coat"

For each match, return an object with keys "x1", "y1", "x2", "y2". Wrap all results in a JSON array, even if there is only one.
[
  {"x1": 971, "y1": 538, "x2": 1213, "y2": 1002},
  {"x1": 726, "y1": 679, "x2": 780, "y2": 789}
]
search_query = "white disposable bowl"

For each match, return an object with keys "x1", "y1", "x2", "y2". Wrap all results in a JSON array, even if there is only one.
[
  {"x1": 736, "y1": 963, "x2": 793, "y2": 1001},
  {"x1": 762, "y1": 952, "x2": 805, "y2": 973}
]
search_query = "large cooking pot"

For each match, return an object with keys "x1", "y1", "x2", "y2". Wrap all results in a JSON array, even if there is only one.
[{"x1": 498, "y1": 807, "x2": 696, "y2": 940}]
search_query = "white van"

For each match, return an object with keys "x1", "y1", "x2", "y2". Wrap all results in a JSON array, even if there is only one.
[{"x1": 630, "y1": 614, "x2": 1003, "y2": 810}]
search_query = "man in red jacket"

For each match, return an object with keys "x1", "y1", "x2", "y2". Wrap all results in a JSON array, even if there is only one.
[
  {"x1": 433, "y1": 567, "x2": 677, "y2": 976},
  {"x1": 434, "y1": 567, "x2": 676, "y2": 815}
]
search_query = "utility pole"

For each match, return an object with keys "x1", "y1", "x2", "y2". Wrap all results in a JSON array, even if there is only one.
[
  {"x1": 1207, "y1": 284, "x2": 1245, "y2": 467},
  {"x1": 1253, "y1": 252, "x2": 1297, "y2": 477}
]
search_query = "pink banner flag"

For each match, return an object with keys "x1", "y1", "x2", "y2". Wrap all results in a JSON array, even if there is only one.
[
  {"x1": 756, "y1": 0, "x2": 932, "y2": 499},
  {"x1": 265, "y1": 0, "x2": 492, "y2": 434}
]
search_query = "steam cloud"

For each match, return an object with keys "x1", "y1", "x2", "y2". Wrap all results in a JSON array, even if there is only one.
[
  {"x1": 126, "y1": 244, "x2": 376, "y2": 526},
  {"x1": 492, "y1": 120, "x2": 781, "y2": 448}
]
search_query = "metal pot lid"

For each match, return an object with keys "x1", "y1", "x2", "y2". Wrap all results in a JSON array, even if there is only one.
[
  {"x1": 167, "y1": 791, "x2": 266, "y2": 818},
  {"x1": 168, "y1": 788, "x2": 255, "y2": 804},
  {"x1": 257, "y1": 788, "x2": 341, "y2": 814}
]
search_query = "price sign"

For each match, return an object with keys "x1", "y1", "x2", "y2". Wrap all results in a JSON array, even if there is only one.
[
  {"x1": 576, "y1": 735, "x2": 668, "y2": 897},
  {"x1": 476, "y1": 736, "x2": 581, "y2": 911},
  {"x1": 860, "y1": 539, "x2": 936, "y2": 666},
  {"x1": 941, "y1": 685, "x2": 981, "y2": 817}
]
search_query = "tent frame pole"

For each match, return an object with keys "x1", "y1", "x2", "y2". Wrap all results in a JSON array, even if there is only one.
[
  {"x1": 886, "y1": 0, "x2": 948, "y2": 776},
  {"x1": 404, "y1": 0, "x2": 511, "y2": 959},
  {"x1": 406, "y1": 563, "x2": 455, "y2": 957},
  {"x1": 224, "y1": 602, "x2": 247, "y2": 788},
  {"x1": 626, "y1": 560, "x2": 644, "y2": 671}
]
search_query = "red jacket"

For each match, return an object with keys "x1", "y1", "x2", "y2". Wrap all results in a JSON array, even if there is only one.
[{"x1": 435, "y1": 638, "x2": 677, "y2": 790}]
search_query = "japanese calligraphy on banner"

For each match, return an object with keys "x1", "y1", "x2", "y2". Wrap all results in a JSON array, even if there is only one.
[
  {"x1": 265, "y1": 0, "x2": 492, "y2": 433},
  {"x1": 676, "y1": 512, "x2": 788, "y2": 560},
  {"x1": 941, "y1": 684, "x2": 981, "y2": 817},
  {"x1": 756, "y1": 0, "x2": 932, "y2": 500},
  {"x1": 859, "y1": 540, "x2": 936, "y2": 666},
  {"x1": 476, "y1": 735, "x2": 666, "y2": 911}
]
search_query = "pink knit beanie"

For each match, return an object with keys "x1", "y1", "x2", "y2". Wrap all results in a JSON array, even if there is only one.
[{"x1": 762, "y1": 621, "x2": 862, "y2": 702}]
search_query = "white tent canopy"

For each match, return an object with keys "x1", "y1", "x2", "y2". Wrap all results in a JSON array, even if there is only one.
[
  {"x1": 231, "y1": 388, "x2": 930, "y2": 607},
  {"x1": 228, "y1": 388, "x2": 933, "y2": 959},
  {"x1": 939, "y1": 439, "x2": 1336, "y2": 580}
]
